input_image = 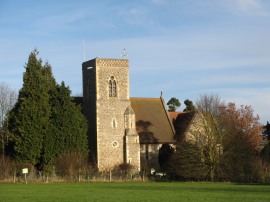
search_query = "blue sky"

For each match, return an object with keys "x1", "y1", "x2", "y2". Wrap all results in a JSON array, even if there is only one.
[{"x1": 0, "y1": 0, "x2": 269, "y2": 123}]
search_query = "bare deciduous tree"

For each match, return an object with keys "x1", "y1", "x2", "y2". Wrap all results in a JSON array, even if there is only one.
[
  {"x1": 194, "y1": 94, "x2": 226, "y2": 180},
  {"x1": 196, "y1": 93, "x2": 225, "y2": 116},
  {"x1": 170, "y1": 109, "x2": 224, "y2": 181},
  {"x1": 0, "y1": 82, "x2": 17, "y2": 156}
]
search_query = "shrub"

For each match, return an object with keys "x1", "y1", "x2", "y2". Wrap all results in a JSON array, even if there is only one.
[
  {"x1": 0, "y1": 156, "x2": 15, "y2": 180},
  {"x1": 113, "y1": 163, "x2": 135, "y2": 180},
  {"x1": 55, "y1": 151, "x2": 88, "y2": 181}
]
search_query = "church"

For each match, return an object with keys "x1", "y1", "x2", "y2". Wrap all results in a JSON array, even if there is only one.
[{"x1": 80, "y1": 57, "x2": 176, "y2": 172}]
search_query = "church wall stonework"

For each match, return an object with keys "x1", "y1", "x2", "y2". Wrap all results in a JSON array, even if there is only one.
[
  {"x1": 82, "y1": 58, "x2": 140, "y2": 171},
  {"x1": 125, "y1": 134, "x2": 140, "y2": 171},
  {"x1": 97, "y1": 100, "x2": 130, "y2": 170}
]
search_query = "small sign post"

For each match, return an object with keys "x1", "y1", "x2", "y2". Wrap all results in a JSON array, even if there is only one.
[{"x1": 22, "y1": 168, "x2": 28, "y2": 184}]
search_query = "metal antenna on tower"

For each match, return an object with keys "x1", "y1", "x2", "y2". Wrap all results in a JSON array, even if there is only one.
[
  {"x1": 121, "y1": 48, "x2": 128, "y2": 57},
  {"x1": 83, "y1": 39, "x2": 86, "y2": 61}
]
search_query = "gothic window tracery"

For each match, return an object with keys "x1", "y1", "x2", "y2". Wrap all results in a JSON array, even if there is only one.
[{"x1": 109, "y1": 76, "x2": 117, "y2": 97}]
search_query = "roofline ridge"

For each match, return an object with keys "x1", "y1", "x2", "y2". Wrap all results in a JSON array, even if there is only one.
[
  {"x1": 130, "y1": 97, "x2": 160, "y2": 99},
  {"x1": 182, "y1": 111, "x2": 197, "y2": 138},
  {"x1": 160, "y1": 96, "x2": 176, "y2": 135}
]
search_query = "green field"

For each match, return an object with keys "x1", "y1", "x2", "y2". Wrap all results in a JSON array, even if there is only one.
[{"x1": 0, "y1": 182, "x2": 269, "y2": 202}]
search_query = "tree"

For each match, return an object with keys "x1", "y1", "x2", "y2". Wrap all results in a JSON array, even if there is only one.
[
  {"x1": 169, "y1": 141, "x2": 206, "y2": 180},
  {"x1": 196, "y1": 94, "x2": 225, "y2": 116},
  {"x1": 198, "y1": 111, "x2": 223, "y2": 181},
  {"x1": 173, "y1": 96, "x2": 222, "y2": 181},
  {"x1": 170, "y1": 110, "x2": 223, "y2": 181},
  {"x1": 8, "y1": 49, "x2": 51, "y2": 165},
  {"x1": 194, "y1": 93, "x2": 225, "y2": 181},
  {"x1": 183, "y1": 99, "x2": 195, "y2": 112},
  {"x1": 260, "y1": 121, "x2": 270, "y2": 164},
  {"x1": 167, "y1": 97, "x2": 181, "y2": 112},
  {"x1": 0, "y1": 82, "x2": 17, "y2": 156},
  {"x1": 170, "y1": 94, "x2": 261, "y2": 182},
  {"x1": 219, "y1": 103, "x2": 262, "y2": 182},
  {"x1": 42, "y1": 82, "x2": 88, "y2": 169},
  {"x1": 263, "y1": 121, "x2": 270, "y2": 140},
  {"x1": 7, "y1": 49, "x2": 88, "y2": 171}
]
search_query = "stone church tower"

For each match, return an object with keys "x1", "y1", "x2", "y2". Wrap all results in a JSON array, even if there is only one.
[{"x1": 82, "y1": 58, "x2": 140, "y2": 171}]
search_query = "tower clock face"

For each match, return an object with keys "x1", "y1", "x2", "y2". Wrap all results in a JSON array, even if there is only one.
[{"x1": 112, "y1": 141, "x2": 118, "y2": 148}]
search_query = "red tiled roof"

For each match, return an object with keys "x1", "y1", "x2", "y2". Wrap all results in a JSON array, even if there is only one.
[{"x1": 169, "y1": 111, "x2": 184, "y2": 122}]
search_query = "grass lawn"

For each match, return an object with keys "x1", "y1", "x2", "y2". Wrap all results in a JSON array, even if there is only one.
[{"x1": 0, "y1": 182, "x2": 270, "y2": 202}]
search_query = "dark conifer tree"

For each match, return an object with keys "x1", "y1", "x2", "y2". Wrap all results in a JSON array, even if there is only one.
[
  {"x1": 8, "y1": 49, "x2": 51, "y2": 165},
  {"x1": 167, "y1": 97, "x2": 181, "y2": 112},
  {"x1": 264, "y1": 121, "x2": 270, "y2": 140},
  {"x1": 183, "y1": 99, "x2": 196, "y2": 112},
  {"x1": 55, "y1": 82, "x2": 88, "y2": 155},
  {"x1": 42, "y1": 82, "x2": 88, "y2": 168},
  {"x1": 8, "y1": 49, "x2": 88, "y2": 170}
]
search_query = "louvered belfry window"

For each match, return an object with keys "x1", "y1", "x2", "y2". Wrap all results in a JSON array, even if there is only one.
[{"x1": 109, "y1": 76, "x2": 117, "y2": 97}]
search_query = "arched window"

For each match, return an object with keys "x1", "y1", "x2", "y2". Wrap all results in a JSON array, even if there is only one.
[
  {"x1": 111, "y1": 118, "x2": 118, "y2": 128},
  {"x1": 109, "y1": 80, "x2": 113, "y2": 97},
  {"x1": 109, "y1": 76, "x2": 117, "y2": 97},
  {"x1": 113, "y1": 119, "x2": 116, "y2": 128}
]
